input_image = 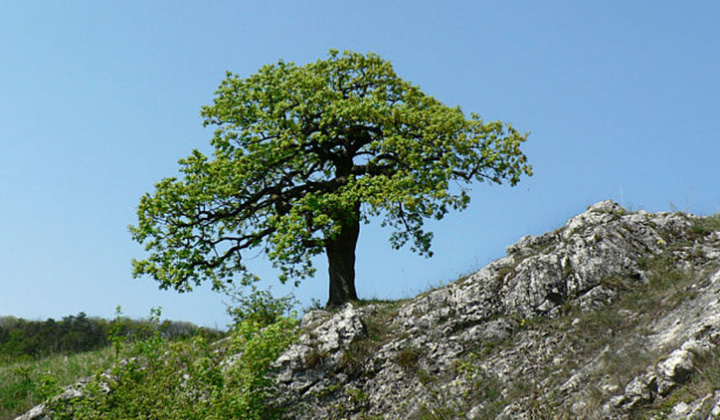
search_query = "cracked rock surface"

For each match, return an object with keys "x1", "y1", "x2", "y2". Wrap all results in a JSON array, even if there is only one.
[{"x1": 270, "y1": 200, "x2": 720, "y2": 419}]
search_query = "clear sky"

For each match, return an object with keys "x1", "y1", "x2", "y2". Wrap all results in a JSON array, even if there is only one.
[{"x1": 1, "y1": 1, "x2": 718, "y2": 328}]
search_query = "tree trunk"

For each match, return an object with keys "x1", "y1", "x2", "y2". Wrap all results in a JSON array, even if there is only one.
[{"x1": 325, "y1": 209, "x2": 360, "y2": 307}]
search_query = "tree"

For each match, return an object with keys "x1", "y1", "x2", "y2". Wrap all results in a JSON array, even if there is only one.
[{"x1": 130, "y1": 50, "x2": 532, "y2": 306}]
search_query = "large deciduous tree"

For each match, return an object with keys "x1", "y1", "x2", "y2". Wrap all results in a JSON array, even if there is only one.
[{"x1": 130, "y1": 50, "x2": 532, "y2": 306}]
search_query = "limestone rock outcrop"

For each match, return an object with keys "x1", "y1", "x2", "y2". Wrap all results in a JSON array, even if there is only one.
[{"x1": 271, "y1": 200, "x2": 720, "y2": 419}]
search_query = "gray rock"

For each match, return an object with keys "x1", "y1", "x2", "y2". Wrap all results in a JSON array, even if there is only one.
[
  {"x1": 269, "y1": 201, "x2": 720, "y2": 419},
  {"x1": 659, "y1": 348, "x2": 694, "y2": 384},
  {"x1": 13, "y1": 404, "x2": 49, "y2": 420}
]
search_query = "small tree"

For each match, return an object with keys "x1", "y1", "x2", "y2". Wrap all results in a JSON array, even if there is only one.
[{"x1": 130, "y1": 50, "x2": 531, "y2": 306}]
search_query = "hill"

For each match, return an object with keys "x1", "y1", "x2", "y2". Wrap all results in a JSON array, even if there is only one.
[
  {"x1": 17, "y1": 200, "x2": 720, "y2": 419},
  {"x1": 2, "y1": 314, "x2": 220, "y2": 419},
  {"x1": 271, "y1": 200, "x2": 720, "y2": 419}
]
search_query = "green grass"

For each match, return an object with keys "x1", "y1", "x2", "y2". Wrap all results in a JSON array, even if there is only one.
[
  {"x1": 0, "y1": 346, "x2": 116, "y2": 420},
  {"x1": 689, "y1": 213, "x2": 720, "y2": 239}
]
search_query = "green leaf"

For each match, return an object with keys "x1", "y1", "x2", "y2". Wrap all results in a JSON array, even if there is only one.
[{"x1": 131, "y1": 49, "x2": 531, "y2": 300}]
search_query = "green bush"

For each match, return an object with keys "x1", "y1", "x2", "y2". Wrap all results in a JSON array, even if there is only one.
[
  {"x1": 225, "y1": 285, "x2": 297, "y2": 327},
  {"x1": 47, "y1": 303, "x2": 298, "y2": 419}
]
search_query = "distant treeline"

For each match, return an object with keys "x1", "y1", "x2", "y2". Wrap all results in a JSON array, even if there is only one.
[{"x1": 0, "y1": 312, "x2": 223, "y2": 359}]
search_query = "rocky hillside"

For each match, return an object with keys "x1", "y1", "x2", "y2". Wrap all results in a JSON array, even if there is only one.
[
  {"x1": 17, "y1": 200, "x2": 720, "y2": 419},
  {"x1": 272, "y1": 200, "x2": 720, "y2": 419}
]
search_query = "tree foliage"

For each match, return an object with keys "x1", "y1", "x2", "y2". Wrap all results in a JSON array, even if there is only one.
[{"x1": 130, "y1": 49, "x2": 531, "y2": 304}]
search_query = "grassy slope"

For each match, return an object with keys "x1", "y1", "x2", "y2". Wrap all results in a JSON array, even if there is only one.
[{"x1": 0, "y1": 346, "x2": 116, "y2": 419}]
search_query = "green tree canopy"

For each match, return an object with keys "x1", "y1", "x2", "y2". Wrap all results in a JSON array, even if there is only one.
[{"x1": 130, "y1": 50, "x2": 532, "y2": 306}]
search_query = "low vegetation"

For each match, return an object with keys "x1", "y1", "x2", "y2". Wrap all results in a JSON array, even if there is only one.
[
  {"x1": 45, "y1": 291, "x2": 298, "y2": 419},
  {"x1": 0, "y1": 310, "x2": 222, "y2": 419},
  {"x1": 0, "y1": 346, "x2": 116, "y2": 419}
]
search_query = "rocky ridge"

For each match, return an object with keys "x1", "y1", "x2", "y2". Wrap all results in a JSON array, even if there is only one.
[
  {"x1": 272, "y1": 200, "x2": 720, "y2": 419},
  {"x1": 16, "y1": 200, "x2": 720, "y2": 419}
]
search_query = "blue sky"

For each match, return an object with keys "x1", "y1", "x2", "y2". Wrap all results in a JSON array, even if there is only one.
[{"x1": 1, "y1": 1, "x2": 718, "y2": 328}]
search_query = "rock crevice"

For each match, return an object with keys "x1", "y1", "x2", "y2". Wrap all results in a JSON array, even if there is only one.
[{"x1": 272, "y1": 200, "x2": 720, "y2": 419}]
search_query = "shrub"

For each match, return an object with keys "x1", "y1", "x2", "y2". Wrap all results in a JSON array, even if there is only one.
[
  {"x1": 47, "y1": 302, "x2": 298, "y2": 419},
  {"x1": 225, "y1": 285, "x2": 297, "y2": 327}
]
